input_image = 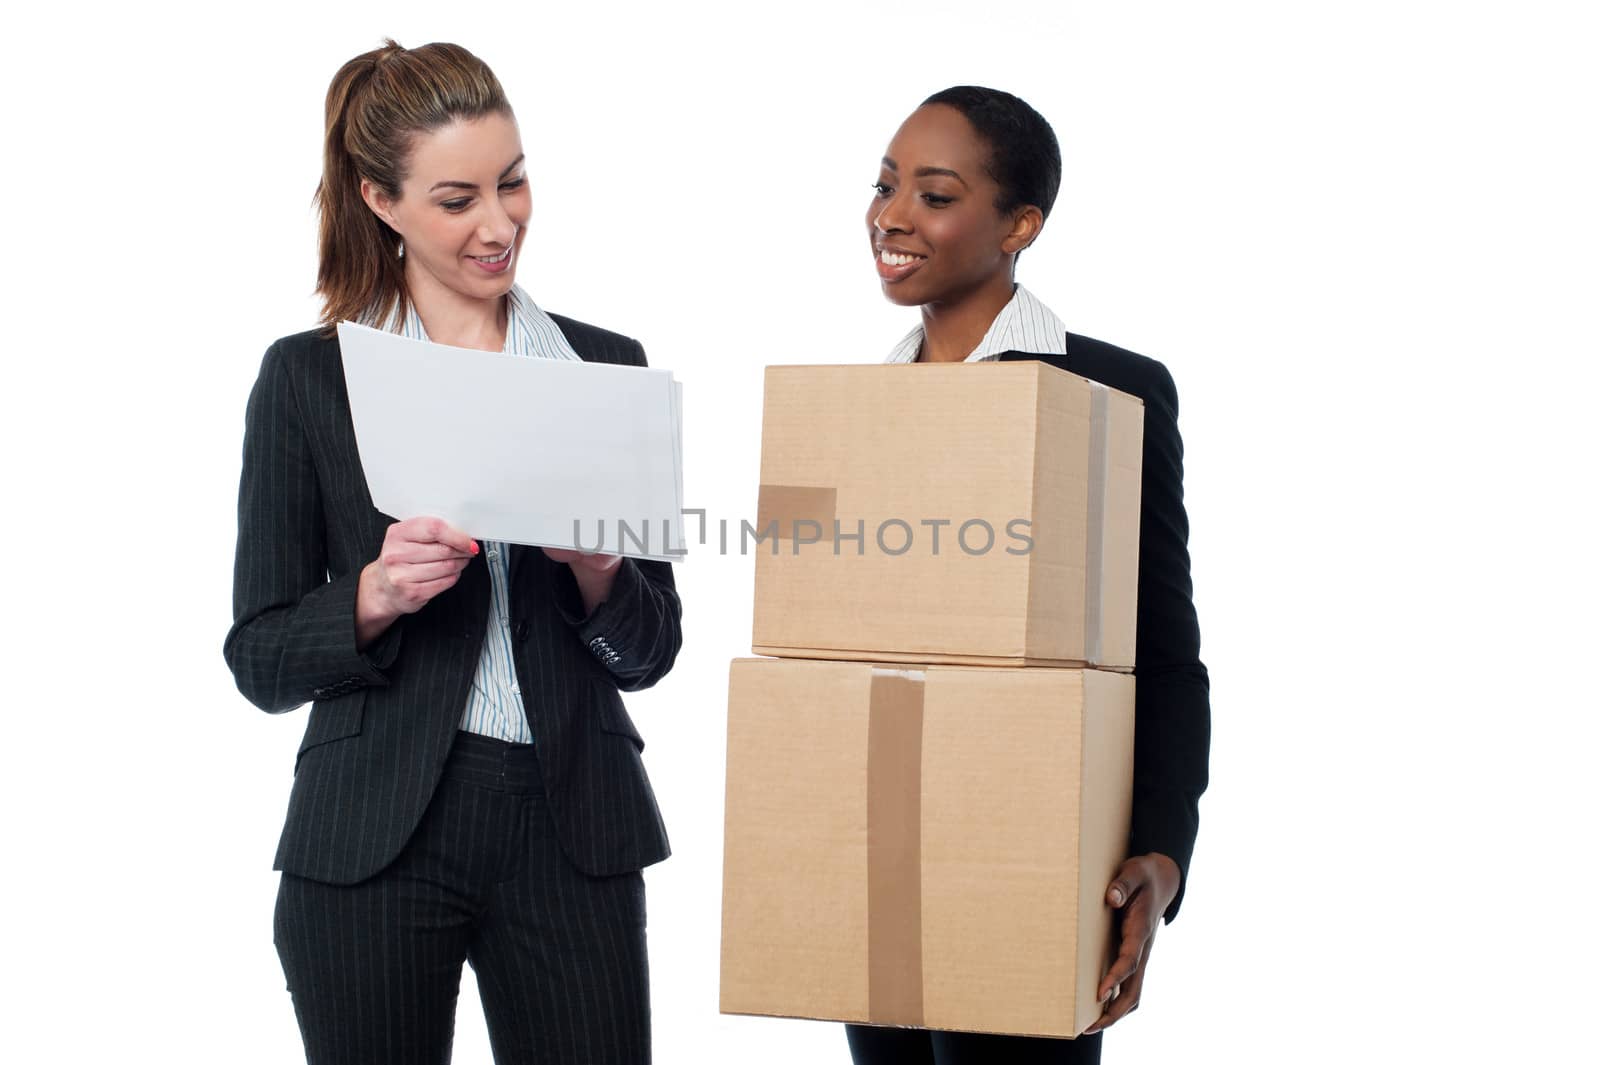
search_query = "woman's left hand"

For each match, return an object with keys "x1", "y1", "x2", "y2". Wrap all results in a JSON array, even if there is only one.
[
  {"x1": 542, "y1": 547, "x2": 624, "y2": 614},
  {"x1": 1084, "y1": 852, "x2": 1182, "y2": 1035},
  {"x1": 542, "y1": 547, "x2": 623, "y2": 573}
]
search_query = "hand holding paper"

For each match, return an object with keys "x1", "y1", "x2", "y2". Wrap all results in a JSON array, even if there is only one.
[
  {"x1": 541, "y1": 547, "x2": 623, "y2": 573},
  {"x1": 355, "y1": 516, "x2": 479, "y2": 647},
  {"x1": 542, "y1": 546, "x2": 625, "y2": 616}
]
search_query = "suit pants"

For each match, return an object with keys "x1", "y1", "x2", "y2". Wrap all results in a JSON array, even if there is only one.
[
  {"x1": 846, "y1": 1024, "x2": 1102, "y2": 1064},
  {"x1": 274, "y1": 731, "x2": 650, "y2": 1064}
]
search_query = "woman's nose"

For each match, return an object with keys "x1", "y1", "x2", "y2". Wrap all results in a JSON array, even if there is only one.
[
  {"x1": 872, "y1": 194, "x2": 910, "y2": 235},
  {"x1": 479, "y1": 223, "x2": 516, "y2": 247},
  {"x1": 479, "y1": 203, "x2": 517, "y2": 247}
]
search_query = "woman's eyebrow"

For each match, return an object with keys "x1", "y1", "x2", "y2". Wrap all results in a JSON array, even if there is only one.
[
  {"x1": 881, "y1": 157, "x2": 969, "y2": 187},
  {"x1": 913, "y1": 165, "x2": 967, "y2": 186},
  {"x1": 428, "y1": 154, "x2": 527, "y2": 193}
]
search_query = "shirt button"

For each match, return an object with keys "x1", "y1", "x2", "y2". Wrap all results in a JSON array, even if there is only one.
[
  {"x1": 511, "y1": 683, "x2": 521, "y2": 695},
  {"x1": 487, "y1": 548, "x2": 501, "y2": 561}
]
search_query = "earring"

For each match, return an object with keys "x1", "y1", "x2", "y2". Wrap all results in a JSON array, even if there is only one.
[{"x1": 397, "y1": 240, "x2": 405, "y2": 259}]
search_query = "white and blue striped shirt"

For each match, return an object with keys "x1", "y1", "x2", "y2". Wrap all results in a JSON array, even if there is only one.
[
  {"x1": 884, "y1": 284, "x2": 1068, "y2": 363},
  {"x1": 392, "y1": 285, "x2": 583, "y2": 744}
]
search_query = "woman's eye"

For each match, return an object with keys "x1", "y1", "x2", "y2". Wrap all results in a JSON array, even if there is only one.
[
  {"x1": 441, "y1": 198, "x2": 471, "y2": 212},
  {"x1": 500, "y1": 177, "x2": 527, "y2": 192},
  {"x1": 923, "y1": 193, "x2": 954, "y2": 206},
  {"x1": 871, "y1": 181, "x2": 893, "y2": 197}
]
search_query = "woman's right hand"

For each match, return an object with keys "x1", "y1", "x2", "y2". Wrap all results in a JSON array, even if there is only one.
[{"x1": 355, "y1": 517, "x2": 479, "y2": 647}]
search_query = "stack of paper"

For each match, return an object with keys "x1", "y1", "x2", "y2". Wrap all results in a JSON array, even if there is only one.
[{"x1": 338, "y1": 322, "x2": 685, "y2": 562}]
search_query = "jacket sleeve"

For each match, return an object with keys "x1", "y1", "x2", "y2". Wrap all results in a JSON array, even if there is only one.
[
  {"x1": 222, "y1": 341, "x2": 399, "y2": 713},
  {"x1": 552, "y1": 556, "x2": 682, "y2": 691},
  {"x1": 1125, "y1": 360, "x2": 1211, "y2": 923},
  {"x1": 551, "y1": 336, "x2": 683, "y2": 692}
]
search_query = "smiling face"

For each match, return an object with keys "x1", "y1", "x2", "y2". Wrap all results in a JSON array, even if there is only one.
[
  {"x1": 866, "y1": 104, "x2": 1040, "y2": 309},
  {"x1": 360, "y1": 111, "x2": 531, "y2": 306}
]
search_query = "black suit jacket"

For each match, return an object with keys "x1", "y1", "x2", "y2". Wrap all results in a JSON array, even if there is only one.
[
  {"x1": 1000, "y1": 334, "x2": 1210, "y2": 921},
  {"x1": 225, "y1": 316, "x2": 680, "y2": 885}
]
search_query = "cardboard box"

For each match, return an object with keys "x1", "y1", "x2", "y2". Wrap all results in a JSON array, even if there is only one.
[
  {"x1": 751, "y1": 363, "x2": 1143, "y2": 670},
  {"x1": 720, "y1": 657, "x2": 1135, "y2": 1039}
]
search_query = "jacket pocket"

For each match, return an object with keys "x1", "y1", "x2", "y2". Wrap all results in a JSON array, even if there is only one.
[
  {"x1": 591, "y1": 678, "x2": 645, "y2": 752},
  {"x1": 295, "y1": 689, "x2": 367, "y2": 770}
]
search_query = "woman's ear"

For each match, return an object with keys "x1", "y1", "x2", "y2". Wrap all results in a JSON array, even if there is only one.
[
  {"x1": 1001, "y1": 205, "x2": 1045, "y2": 255},
  {"x1": 359, "y1": 178, "x2": 399, "y2": 230}
]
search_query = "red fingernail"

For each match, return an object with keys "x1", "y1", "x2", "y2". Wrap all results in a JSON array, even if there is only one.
[{"x1": 470, "y1": 541, "x2": 480, "y2": 555}]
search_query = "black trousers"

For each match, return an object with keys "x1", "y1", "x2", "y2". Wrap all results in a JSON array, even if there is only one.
[
  {"x1": 846, "y1": 1024, "x2": 1102, "y2": 1064},
  {"x1": 274, "y1": 731, "x2": 650, "y2": 1064}
]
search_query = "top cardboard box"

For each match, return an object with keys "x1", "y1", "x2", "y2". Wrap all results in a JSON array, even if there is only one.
[{"x1": 752, "y1": 362, "x2": 1143, "y2": 670}]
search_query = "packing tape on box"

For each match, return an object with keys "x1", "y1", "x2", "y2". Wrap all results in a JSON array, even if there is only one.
[
  {"x1": 1084, "y1": 381, "x2": 1110, "y2": 665},
  {"x1": 867, "y1": 666, "x2": 926, "y2": 1026},
  {"x1": 755, "y1": 484, "x2": 838, "y2": 543}
]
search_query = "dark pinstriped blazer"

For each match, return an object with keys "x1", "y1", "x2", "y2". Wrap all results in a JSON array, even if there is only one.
[
  {"x1": 1000, "y1": 336, "x2": 1210, "y2": 922},
  {"x1": 224, "y1": 315, "x2": 679, "y2": 885}
]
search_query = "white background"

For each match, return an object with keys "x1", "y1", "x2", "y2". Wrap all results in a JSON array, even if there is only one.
[{"x1": 3, "y1": 1, "x2": 1596, "y2": 1061}]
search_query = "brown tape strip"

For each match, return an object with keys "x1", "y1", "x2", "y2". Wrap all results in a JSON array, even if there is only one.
[
  {"x1": 755, "y1": 484, "x2": 838, "y2": 544},
  {"x1": 1083, "y1": 383, "x2": 1109, "y2": 663},
  {"x1": 867, "y1": 667, "x2": 925, "y2": 1027}
]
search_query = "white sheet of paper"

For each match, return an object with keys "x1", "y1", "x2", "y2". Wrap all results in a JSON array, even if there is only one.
[{"x1": 337, "y1": 321, "x2": 686, "y2": 561}]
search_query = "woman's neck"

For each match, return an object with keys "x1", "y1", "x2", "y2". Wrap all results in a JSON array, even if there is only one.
[
  {"x1": 405, "y1": 263, "x2": 508, "y2": 352},
  {"x1": 917, "y1": 274, "x2": 1017, "y2": 364}
]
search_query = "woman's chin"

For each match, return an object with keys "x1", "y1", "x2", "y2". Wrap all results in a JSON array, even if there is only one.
[
  {"x1": 455, "y1": 267, "x2": 518, "y2": 301},
  {"x1": 880, "y1": 280, "x2": 930, "y2": 307}
]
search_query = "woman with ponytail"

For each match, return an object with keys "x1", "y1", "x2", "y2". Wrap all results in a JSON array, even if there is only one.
[{"x1": 225, "y1": 40, "x2": 679, "y2": 1065}]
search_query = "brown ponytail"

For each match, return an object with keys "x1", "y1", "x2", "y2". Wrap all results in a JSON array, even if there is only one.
[{"x1": 314, "y1": 39, "x2": 511, "y2": 333}]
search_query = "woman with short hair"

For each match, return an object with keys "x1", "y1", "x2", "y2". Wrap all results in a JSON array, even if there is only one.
[{"x1": 846, "y1": 85, "x2": 1212, "y2": 1065}]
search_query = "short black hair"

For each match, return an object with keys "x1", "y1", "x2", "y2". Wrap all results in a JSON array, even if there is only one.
[{"x1": 921, "y1": 86, "x2": 1062, "y2": 220}]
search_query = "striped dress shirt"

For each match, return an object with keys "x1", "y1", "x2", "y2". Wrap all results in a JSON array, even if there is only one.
[
  {"x1": 884, "y1": 283, "x2": 1069, "y2": 362},
  {"x1": 392, "y1": 285, "x2": 582, "y2": 743}
]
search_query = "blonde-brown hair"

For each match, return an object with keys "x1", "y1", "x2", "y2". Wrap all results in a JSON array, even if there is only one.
[{"x1": 315, "y1": 39, "x2": 511, "y2": 332}]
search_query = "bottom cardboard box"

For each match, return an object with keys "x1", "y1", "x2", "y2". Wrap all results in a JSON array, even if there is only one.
[{"x1": 720, "y1": 657, "x2": 1135, "y2": 1039}]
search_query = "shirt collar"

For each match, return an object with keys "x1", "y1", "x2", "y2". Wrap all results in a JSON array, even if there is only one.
[
  {"x1": 883, "y1": 284, "x2": 1068, "y2": 363},
  {"x1": 389, "y1": 284, "x2": 578, "y2": 362}
]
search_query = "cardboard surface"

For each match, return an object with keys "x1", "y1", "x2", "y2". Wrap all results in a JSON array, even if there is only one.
[
  {"x1": 751, "y1": 363, "x2": 1143, "y2": 669},
  {"x1": 720, "y1": 657, "x2": 1136, "y2": 1039}
]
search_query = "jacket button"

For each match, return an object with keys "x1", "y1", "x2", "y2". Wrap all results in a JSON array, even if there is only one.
[{"x1": 514, "y1": 621, "x2": 530, "y2": 642}]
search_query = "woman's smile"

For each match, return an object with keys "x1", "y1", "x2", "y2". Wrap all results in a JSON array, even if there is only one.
[
  {"x1": 875, "y1": 245, "x2": 928, "y2": 282},
  {"x1": 468, "y1": 241, "x2": 515, "y2": 273}
]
